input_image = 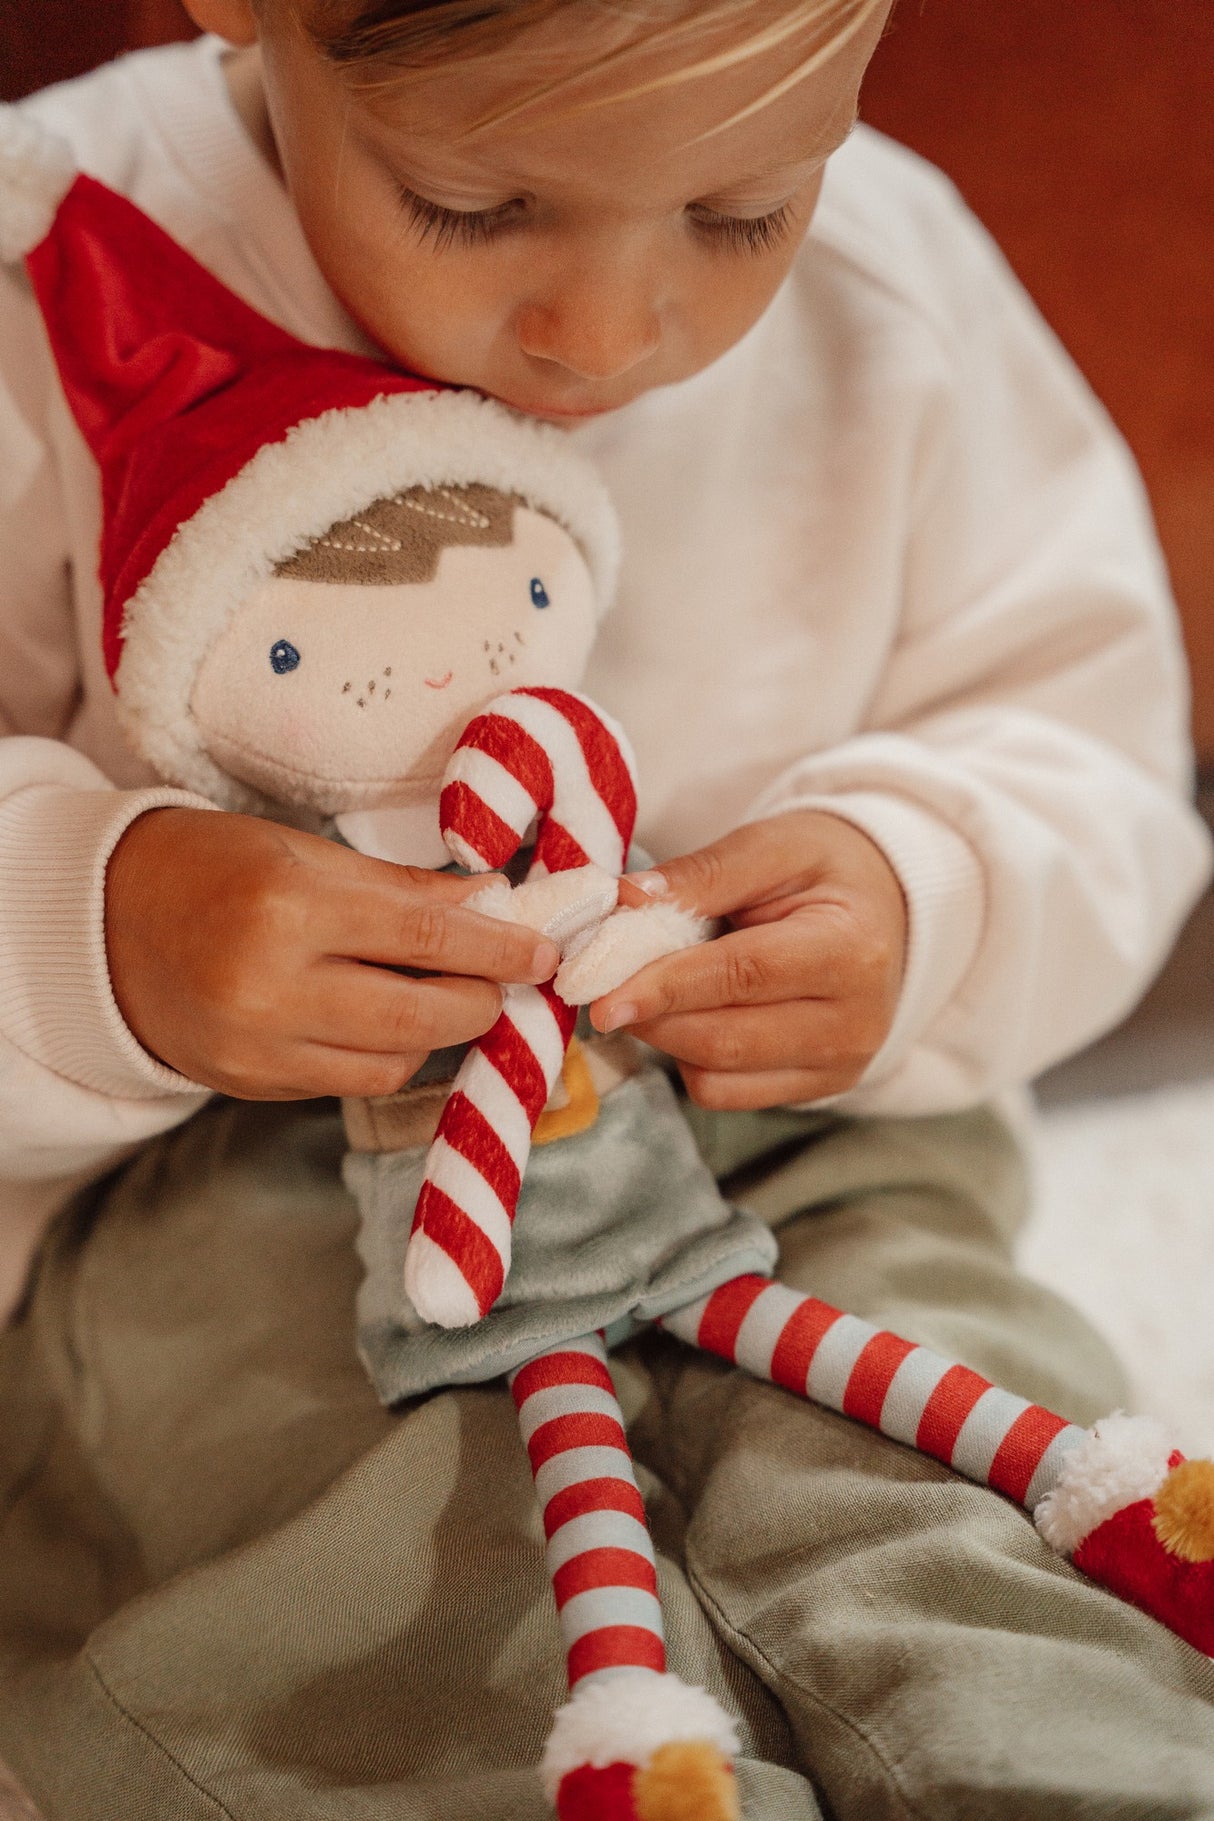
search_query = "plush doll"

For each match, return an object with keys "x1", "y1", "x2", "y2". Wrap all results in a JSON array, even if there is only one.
[{"x1": 4, "y1": 108, "x2": 1212, "y2": 1821}]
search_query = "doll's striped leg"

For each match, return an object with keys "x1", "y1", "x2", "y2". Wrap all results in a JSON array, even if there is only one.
[
  {"x1": 662, "y1": 1275, "x2": 1084, "y2": 1506},
  {"x1": 662, "y1": 1276, "x2": 1214, "y2": 1658},
  {"x1": 509, "y1": 1335, "x2": 740, "y2": 1820}
]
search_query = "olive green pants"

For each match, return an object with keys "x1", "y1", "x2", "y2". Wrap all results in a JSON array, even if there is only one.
[{"x1": 1, "y1": 1097, "x2": 1213, "y2": 1820}]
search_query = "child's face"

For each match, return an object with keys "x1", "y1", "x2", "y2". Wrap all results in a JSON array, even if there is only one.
[
  {"x1": 188, "y1": 506, "x2": 598, "y2": 812},
  {"x1": 194, "y1": 1, "x2": 888, "y2": 421}
]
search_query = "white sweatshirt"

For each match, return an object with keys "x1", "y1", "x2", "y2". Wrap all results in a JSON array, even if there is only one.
[{"x1": 0, "y1": 38, "x2": 1208, "y2": 1307}]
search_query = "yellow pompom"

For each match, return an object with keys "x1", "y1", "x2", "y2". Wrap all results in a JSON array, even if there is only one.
[
  {"x1": 633, "y1": 1742, "x2": 739, "y2": 1821},
  {"x1": 1152, "y1": 1459, "x2": 1214, "y2": 1563}
]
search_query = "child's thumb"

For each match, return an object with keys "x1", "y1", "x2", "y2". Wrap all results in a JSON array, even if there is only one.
[{"x1": 623, "y1": 821, "x2": 804, "y2": 921}]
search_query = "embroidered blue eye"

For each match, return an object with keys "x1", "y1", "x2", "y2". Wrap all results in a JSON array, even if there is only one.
[
  {"x1": 530, "y1": 577, "x2": 551, "y2": 609},
  {"x1": 270, "y1": 639, "x2": 301, "y2": 675}
]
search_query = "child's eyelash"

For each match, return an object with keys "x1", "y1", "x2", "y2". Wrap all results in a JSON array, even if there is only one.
[
  {"x1": 398, "y1": 189, "x2": 796, "y2": 258},
  {"x1": 399, "y1": 189, "x2": 523, "y2": 250},
  {"x1": 689, "y1": 204, "x2": 796, "y2": 256}
]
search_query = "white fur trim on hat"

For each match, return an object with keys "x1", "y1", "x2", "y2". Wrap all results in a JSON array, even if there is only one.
[
  {"x1": 1033, "y1": 1412, "x2": 1175, "y2": 1558},
  {"x1": 0, "y1": 105, "x2": 77, "y2": 263},
  {"x1": 115, "y1": 387, "x2": 621, "y2": 811},
  {"x1": 540, "y1": 1671, "x2": 740, "y2": 1797}
]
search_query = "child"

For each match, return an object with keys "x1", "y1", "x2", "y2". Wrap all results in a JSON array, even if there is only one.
[{"x1": 0, "y1": 3, "x2": 1212, "y2": 1817}]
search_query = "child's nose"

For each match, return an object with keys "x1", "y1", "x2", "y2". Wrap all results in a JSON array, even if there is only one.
[{"x1": 515, "y1": 278, "x2": 661, "y2": 382}]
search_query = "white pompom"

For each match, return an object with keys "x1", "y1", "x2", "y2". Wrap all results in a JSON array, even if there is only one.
[
  {"x1": 540, "y1": 1670, "x2": 739, "y2": 1796},
  {"x1": 1034, "y1": 1412, "x2": 1175, "y2": 1557},
  {"x1": 0, "y1": 105, "x2": 76, "y2": 264}
]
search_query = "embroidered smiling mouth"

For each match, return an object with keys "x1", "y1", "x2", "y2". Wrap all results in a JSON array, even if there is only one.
[{"x1": 425, "y1": 672, "x2": 454, "y2": 690}]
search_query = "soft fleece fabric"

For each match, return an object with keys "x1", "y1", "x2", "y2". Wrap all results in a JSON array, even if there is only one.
[{"x1": 0, "y1": 37, "x2": 1209, "y2": 1310}]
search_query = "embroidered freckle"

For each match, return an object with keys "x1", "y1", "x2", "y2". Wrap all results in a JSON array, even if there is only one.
[
  {"x1": 270, "y1": 639, "x2": 301, "y2": 675},
  {"x1": 531, "y1": 578, "x2": 551, "y2": 609}
]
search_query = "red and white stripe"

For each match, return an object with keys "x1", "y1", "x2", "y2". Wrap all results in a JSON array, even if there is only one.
[
  {"x1": 662, "y1": 1275, "x2": 1086, "y2": 1514},
  {"x1": 440, "y1": 686, "x2": 637, "y2": 877},
  {"x1": 405, "y1": 689, "x2": 638, "y2": 1329},
  {"x1": 509, "y1": 1335, "x2": 666, "y2": 1688}
]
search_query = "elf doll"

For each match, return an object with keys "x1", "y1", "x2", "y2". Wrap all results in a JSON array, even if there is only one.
[{"x1": 3, "y1": 106, "x2": 1211, "y2": 1821}]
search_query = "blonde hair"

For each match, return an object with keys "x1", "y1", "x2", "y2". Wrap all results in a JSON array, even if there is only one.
[{"x1": 309, "y1": 0, "x2": 888, "y2": 132}]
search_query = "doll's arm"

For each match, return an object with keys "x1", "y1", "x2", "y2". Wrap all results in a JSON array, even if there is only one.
[
  {"x1": 466, "y1": 867, "x2": 710, "y2": 1004},
  {"x1": 555, "y1": 897, "x2": 710, "y2": 1005},
  {"x1": 465, "y1": 866, "x2": 619, "y2": 955}
]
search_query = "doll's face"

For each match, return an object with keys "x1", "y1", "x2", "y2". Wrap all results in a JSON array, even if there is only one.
[{"x1": 189, "y1": 505, "x2": 597, "y2": 813}]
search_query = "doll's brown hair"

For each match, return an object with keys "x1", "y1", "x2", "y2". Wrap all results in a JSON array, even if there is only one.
[{"x1": 276, "y1": 483, "x2": 523, "y2": 587}]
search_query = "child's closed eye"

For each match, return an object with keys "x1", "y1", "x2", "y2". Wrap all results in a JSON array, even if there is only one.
[
  {"x1": 686, "y1": 203, "x2": 796, "y2": 256},
  {"x1": 398, "y1": 186, "x2": 796, "y2": 258},
  {"x1": 398, "y1": 188, "x2": 527, "y2": 251}
]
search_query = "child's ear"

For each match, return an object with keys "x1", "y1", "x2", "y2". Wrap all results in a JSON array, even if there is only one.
[{"x1": 180, "y1": 0, "x2": 259, "y2": 46}]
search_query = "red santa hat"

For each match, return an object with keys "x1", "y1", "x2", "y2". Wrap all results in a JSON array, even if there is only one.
[{"x1": 0, "y1": 104, "x2": 619, "y2": 809}]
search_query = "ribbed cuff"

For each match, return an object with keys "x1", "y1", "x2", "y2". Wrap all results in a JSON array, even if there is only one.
[
  {"x1": 0, "y1": 783, "x2": 218, "y2": 1099},
  {"x1": 744, "y1": 789, "x2": 986, "y2": 1090}
]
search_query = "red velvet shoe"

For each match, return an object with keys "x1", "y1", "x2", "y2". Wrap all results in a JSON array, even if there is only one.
[
  {"x1": 1035, "y1": 1414, "x2": 1214, "y2": 1654},
  {"x1": 544, "y1": 1673, "x2": 740, "y2": 1821},
  {"x1": 555, "y1": 1747, "x2": 739, "y2": 1821}
]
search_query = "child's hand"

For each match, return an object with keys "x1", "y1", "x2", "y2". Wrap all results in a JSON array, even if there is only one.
[
  {"x1": 590, "y1": 811, "x2": 907, "y2": 1109},
  {"x1": 105, "y1": 808, "x2": 559, "y2": 1101}
]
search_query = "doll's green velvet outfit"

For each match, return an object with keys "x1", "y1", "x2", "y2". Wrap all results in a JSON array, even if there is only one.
[{"x1": 2, "y1": 1087, "x2": 1214, "y2": 1820}]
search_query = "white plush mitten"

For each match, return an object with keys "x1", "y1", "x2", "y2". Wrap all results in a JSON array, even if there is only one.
[
  {"x1": 465, "y1": 865, "x2": 620, "y2": 953},
  {"x1": 556, "y1": 899, "x2": 710, "y2": 1004}
]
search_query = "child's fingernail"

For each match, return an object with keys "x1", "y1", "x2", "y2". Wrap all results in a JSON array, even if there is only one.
[
  {"x1": 626, "y1": 871, "x2": 668, "y2": 897},
  {"x1": 600, "y1": 1002, "x2": 637, "y2": 1033},
  {"x1": 528, "y1": 941, "x2": 560, "y2": 981}
]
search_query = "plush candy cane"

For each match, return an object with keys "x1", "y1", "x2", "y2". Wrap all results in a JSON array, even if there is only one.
[
  {"x1": 405, "y1": 687, "x2": 639, "y2": 1329},
  {"x1": 439, "y1": 685, "x2": 638, "y2": 879}
]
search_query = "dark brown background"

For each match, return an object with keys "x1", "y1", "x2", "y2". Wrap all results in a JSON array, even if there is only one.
[{"x1": 3, "y1": 2, "x2": 1212, "y2": 756}]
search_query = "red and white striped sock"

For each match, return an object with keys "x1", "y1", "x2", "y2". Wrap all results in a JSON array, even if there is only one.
[
  {"x1": 662, "y1": 1275, "x2": 1214, "y2": 1658},
  {"x1": 510, "y1": 1336, "x2": 740, "y2": 1821},
  {"x1": 511, "y1": 1335, "x2": 666, "y2": 1687},
  {"x1": 405, "y1": 688, "x2": 638, "y2": 1329},
  {"x1": 662, "y1": 1275, "x2": 1083, "y2": 1512}
]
